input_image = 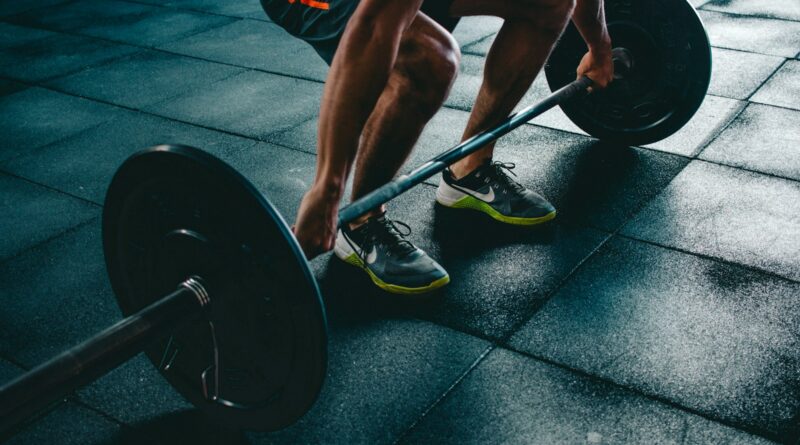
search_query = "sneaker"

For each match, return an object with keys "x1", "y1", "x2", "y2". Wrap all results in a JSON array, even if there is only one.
[
  {"x1": 333, "y1": 214, "x2": 450, "y2": 294},
  {"x1": 436, "y1": 160, "x2": 556, "y2": 225}
]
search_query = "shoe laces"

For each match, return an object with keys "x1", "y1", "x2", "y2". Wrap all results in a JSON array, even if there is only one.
[
  {"x1": 359, "y1": 216, "x2": 416, "y2": 259},
  {"x1": 486, "y1": 161, "x2": 525, "y2": 193}
]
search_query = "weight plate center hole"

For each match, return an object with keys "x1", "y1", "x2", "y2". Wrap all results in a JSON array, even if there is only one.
[{"x1": 612, "y1": 47, "x2": 634, "y2": 80}]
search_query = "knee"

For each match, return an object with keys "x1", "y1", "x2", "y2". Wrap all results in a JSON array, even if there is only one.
[{"x1": 396, "y1": 32, "x2": 460, "y2": 116}]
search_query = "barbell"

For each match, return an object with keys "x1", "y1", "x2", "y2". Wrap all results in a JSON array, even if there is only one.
[{"x1": 0, "y1": 0, "x2": 711, "y2": 436}]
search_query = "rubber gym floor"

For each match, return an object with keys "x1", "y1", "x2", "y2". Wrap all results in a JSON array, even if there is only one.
[{"x1": 0, "y1": 0, "x2": 798, "y2": 444}]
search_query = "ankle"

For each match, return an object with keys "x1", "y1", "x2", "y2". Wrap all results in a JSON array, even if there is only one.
[
  {"x1": 450, "y1": 158, "x2": 491, "y2": 180},
  {"x1": 348, "y1": 207, "x2": 386, "y2": 230}
]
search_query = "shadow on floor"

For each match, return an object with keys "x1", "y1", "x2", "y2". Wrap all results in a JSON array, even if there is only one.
[{"x1": 106, "y1": 410, "x2": 248, "y2": 445}]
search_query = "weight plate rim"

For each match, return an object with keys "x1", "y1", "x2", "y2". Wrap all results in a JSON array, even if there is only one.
[
  {"x1": 102, "y1": 144, "x2": 328, "y2": 431},
  {"x1": 544, "y1": 0, "x2": 712, "y2": 146}
]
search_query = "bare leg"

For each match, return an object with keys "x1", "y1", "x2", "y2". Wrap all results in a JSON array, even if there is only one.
[
  {"x1": 448, "y1": 0, "x2": 575, "y2": 178},
  {"x1": 349, "y1": 14, "x2": 460, "y2": 227}
]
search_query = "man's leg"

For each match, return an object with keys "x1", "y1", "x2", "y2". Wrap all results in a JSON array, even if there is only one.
[
  {"x1": 348, "y1": 14, "x2": 460, "y2": 226},
  {"x1": 432, "y1": 0, "x2": 572, "y2": 226},
  {"x1": 448, "y1": 0, "x2": 575, "y2": 177},
  {"x1": 331, "y1": 13, "x2": 459, "y2": 294}
]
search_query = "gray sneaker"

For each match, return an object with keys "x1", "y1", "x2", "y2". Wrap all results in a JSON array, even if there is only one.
[
  {"x1": 436, "y1": 160, "x2": 556, "y2": 225},
  {"x1": 333, "y1": 215, "x2": 449, "y2": 294}
]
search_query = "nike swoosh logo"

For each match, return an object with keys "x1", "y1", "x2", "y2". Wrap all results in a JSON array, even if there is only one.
[
  {"x1": 452, "y1": 184, "x2": 495, "y2": 203},
  {"x1": 365, "y1": 246, "x2": 377, "y2": 264}
]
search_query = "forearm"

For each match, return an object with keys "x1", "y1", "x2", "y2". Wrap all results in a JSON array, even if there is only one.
[
  {"x1": 572, "y1": 0, "x2": 610, "y2": 51},
  {"x1": 314, "y1": 0, "x2": 422, "y2": 197}
]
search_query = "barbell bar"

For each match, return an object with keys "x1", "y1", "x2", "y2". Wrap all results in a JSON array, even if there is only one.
[{"x1": 0, "y1": 0, "x2": 712, "y2": 435}]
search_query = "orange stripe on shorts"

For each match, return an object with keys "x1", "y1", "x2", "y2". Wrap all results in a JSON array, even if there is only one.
[{"x1": 287, "y1": 0, "x2": 330, "y2": 10}]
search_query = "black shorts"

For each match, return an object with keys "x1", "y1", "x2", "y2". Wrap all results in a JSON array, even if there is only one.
[{"x1": 261, "y1": 0, "x2": 460, "y2": 65}]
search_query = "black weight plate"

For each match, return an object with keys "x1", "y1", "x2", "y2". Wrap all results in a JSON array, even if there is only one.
[
  {"x1": 545, "y1": 0, "x2": 712, "y2": 145},
  {"x1": 102, "y1": 145, "x2": 327, "y2": 431}
]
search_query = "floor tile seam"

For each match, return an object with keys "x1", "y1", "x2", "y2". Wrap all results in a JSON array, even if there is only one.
[
  {"x1": 0, "y1": 82, "x2": 127, "y2": 163},
  {"x1": 0, "y1": 0, "x2": 76, "y2": 20},
  {"x1": 501, "y1": 107, "x2": 800, "y2": 185},
  {"x1": 614, "y1": 232, "x2": 800, "y2": 285},
  {"x1": 391, "y1": 345, "x2": 495, "y2": 445},
  {"x1": 38, "y1": 64, "x2": 260, "y2": 121},
  {"x1": 36, "y1": 46, "x2": 152, "y2": 87},
  {"x1": 140, "y1": 11, "x2": 242, "y2": 48},
  {"x1": 708, "y1": 43, "x2": 799, "y2": 59},
  {"x1": 695, "y1": 155, "x2": 800, "y2": 184},
  {"x1": 4, "y1": 75, "x2": 257, "y2": 146},
  {"x1": 0, "y1": 216, "x2": 100, "y2": 268},
  {"x1": 0, "y1": 399, "x2": 71, "y2": 443},
  {"x1": 0, "y1": 167, "x2": 104, "y2": 208},
  {"x1": 690, "y1": 98, "x2": 749, "y2": 158},
  {"x1": 746, "y1": 98, "x2": 800, "y2": 114},
  {"x1": 462, "y1": 38, "x2": 795, "y2": 60},
  {"x1": 689, "y1": 157, "x2": 800, "y2": 185},
  {"x1": 146, "y1": 47, "x2": 326, "y2": 84},
  {"x1": 0, "y1": 381, "x2": 128, "y2": 437},
  {"x1": 0, "y1": 354, "x2": 29, "y2": 372},
  {"x1": 713, "y1": 45, "x2": 792, "y2": 63},
  {"x1": 679, "y1": 417, "x2": 691, "y2": 445},
  {"x1": 744, "y1": 57, "x2": 791, "y2": 102},
  {"x1": 15, "y1": 80, "x2": 319, "y2": 156},
  {"x1": 493, "y1": 345, "x2": 784, "y2": 443},
  {"x1": 0, "y1": 165, "x2": 108, "y2": 206},
  {"x1": 461, "y1": 33, "x2": 496, "y2": 55},
  {"x1": 0, "y1": 120, "x2": 111, "y2": 168},
  {"x1": 127, "y1": 62, "x2": 251, "y2": 110},
  {"x1": 4, "y1": 81, "x2": 403, "y2": 199},
  {"x1": 119, "y1": 0, "x2": 271, "y2": 23},
  {"x1": 0, "y1": 18, "x2": 328, "y2": 86},
  {"x1": 455, "y1": 31, "x2": 499, "y2": 50},
  {"x1": 12, "y1": 40, "x2": 145, "y2": 86},
  {"x1": 697, "y1": 7, "x2": 800, "y2": 24},
  {"x1": 498, "y1": 230, "x2": 617, "y2": 345},
  {"x1": 2, "y1": 7, "x2": 236, "y2": 53},
  {"x1": 67, "y1": 396, "x2": 129, "y2": 428},
  {"x1": 446, "y1": 93, "x2": 753, "y2": 160}
]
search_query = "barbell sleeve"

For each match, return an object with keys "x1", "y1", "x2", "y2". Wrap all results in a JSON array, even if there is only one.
[
  {"x1": 337, "y1": 76, "x2": 594, "y2": 226},
  {"x1": 0, "y1": 278, "x2": 210, "y2": 435}
]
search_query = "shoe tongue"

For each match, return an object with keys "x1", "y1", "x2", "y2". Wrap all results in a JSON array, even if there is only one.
[
  {"x1": 370, "y1": 216, "x2": 416, "y2": 257},
  {"x1": 474, "y1": 159, "x2": 494, "y2": 178}
]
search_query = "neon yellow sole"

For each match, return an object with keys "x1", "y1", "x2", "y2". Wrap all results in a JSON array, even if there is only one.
[
  {"x1": 341, "y1": 254, "x2": 450, "y2": 295},
  {"x1": 441, "y1": 195, "x2": 556, "y2": 226}
]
